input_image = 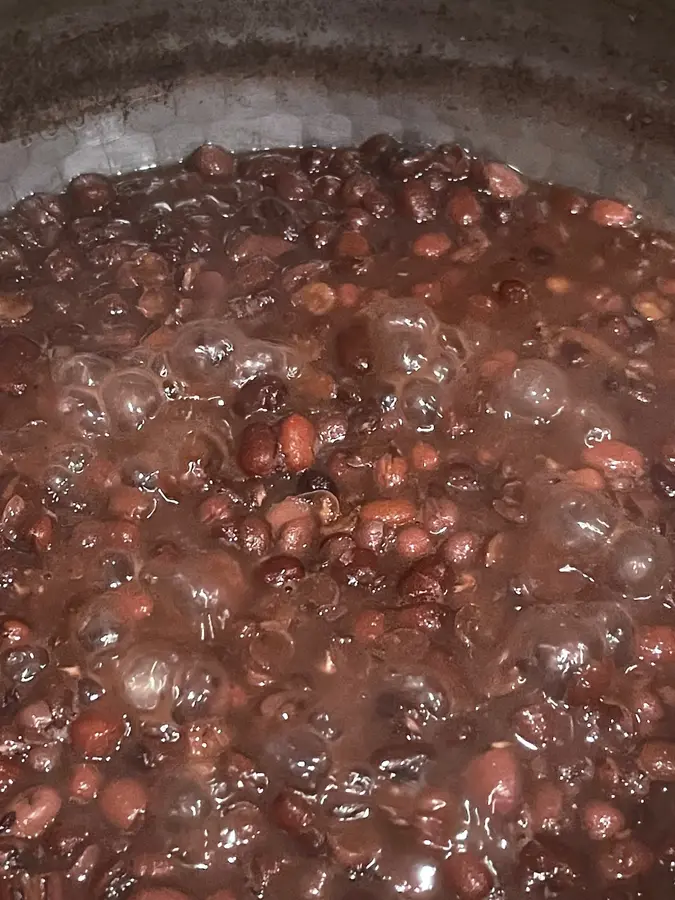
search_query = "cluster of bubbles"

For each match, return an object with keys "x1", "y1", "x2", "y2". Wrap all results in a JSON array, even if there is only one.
[
  {"x1": 366, "y1": 299, "x2": 470, "y2": 384},
  {"x1": 364, "y1": 299, "x2": 473, "y2": 431},
  {"x1": 506, "y1": 600, "x2": 635, "y2": 687},
  {"x1": 53, "y1": 319, "x2": 303, "y2": 439},
  {"x1": 72, "y1": 591, "x2": 229, "y2": 722},
  {"x1": 494, "y1": 358, "x2": 628, "y2": 449},
  {"x1": 53, "y1": 352, "x2": 165, "y2": 439},
  {"x1": 167, "y1": 319, "x2": 301, "y2": 397},
  {"x1": 534, "y1": 482, "x2": 672, "y2": 599},
  {"x1": 42, "y1": 441, "x2": 100, "y2": 513},
  {"x1": 141, "y1": 548, "x2": 247, "y2": 641},
  {"x1": 118, "y1": 642, "x2": 228, "y2": 722}
]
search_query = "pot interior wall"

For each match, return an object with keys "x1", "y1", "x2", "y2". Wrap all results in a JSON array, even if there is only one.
[{"x1": 0, "y1": 0, "x2": 672, "y2": 223}]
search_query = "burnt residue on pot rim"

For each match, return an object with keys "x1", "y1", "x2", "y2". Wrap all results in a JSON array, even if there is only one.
[{"x1": 0, "y1": 0, "x2": 672, "y2": 142}]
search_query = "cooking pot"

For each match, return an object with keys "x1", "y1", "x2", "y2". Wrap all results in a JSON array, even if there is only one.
[{"x1": 0, "y1": 0, "x2": 673, "y2": 224}]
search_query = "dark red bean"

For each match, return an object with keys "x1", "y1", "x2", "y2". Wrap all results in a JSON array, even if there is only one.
[
  {"x1": 336, "y1": 322, "x2": 373, "y2": 374},
  {"x1": 399, "y1": 180, "x2": 437, "y2": 222},
  {"x1": 188, "y1": 143, "x2": 235, "y2": 178},
  {"x1": 597, "y1": 837, "x2": 653, "y2": 881},
  {"x1": 497, "y1": 278, "x2": 530, "y2": 305},
  {"x1": 444, "y1": 852, "x2": 494, "y2": 900},
  {"x1": 238, "y1": 422, "x2": 277, "y2": 477},
  {"x1": 258, "y1": 555, "x2": 305, "y2": 587},
  {"x1": 69, "y1": 173, "x2": 114, "y2": 215},
  {"x1": 71, "y1": 708, "x2": 124, "y2": 758},
  {"x1": 239, "y1": 515, "x2": 271, "y2": 556}
]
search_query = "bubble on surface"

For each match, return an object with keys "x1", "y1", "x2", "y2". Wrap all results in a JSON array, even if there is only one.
[
  {"x1": 507, "y1": 605, "x2": 603, "y2": 684},
  {"x1": 400, "y1": 379, "x2": 444, "y2": 431},
  {"x1": 49, "y1": 442, "x2": 95, "y2": 475},
  {"x1": 573, "y1": 401, "x2": 625, "y2": 448},
  {"x1": 378, "y1": 671, "x2": 450, "y2": 724},
  {"x1": 537, "y1": 485, "x2": 618, "y2": 556},
  {"x1": 57, "y1": 387, "x2": 110, "y2": 439},
  {"x1": 590, "y1": 601, "x2": 635, "y2": 663},
  {"x1": 497, "y1": 359, "x2": 570, "y2": 422},
  {"x1": 96, "y1": 551, "x2": 136, "y2": 591},
  {"x1": 74, "y1": 597, "x2": 128, "y2": 656},
  {"x1": 266, "y1": 726, "x2": 331, "y2": 792},
  {"x1": 121, "y1": 645, "x2": 180, "y2": 713},
  {"x1": 101, "y1": 368, "x2": 165, "y2": 433},
  {"x1": 174, "y1": 656, "x2": 228, "y2": 722},
  {"x1": 44, "y1": 465, "x2": 90, "y2": 512},
  {"x1": 229, "y1": 337, "x2": 301, "y2": 388},
  {"x1": 142, "y1": 549, "x2": 246, "y2": 640},
  {"x1": 167, "y1": 319, "x2": 301, "y2": 397},
  {"x1": 605, "y1": 527, "x2": 673, "y2": 598},
  {"x1": 52, "y1": 352, "x2": 113, "y2": 390},
  {"x1": 168, "y1": 319, "x2": 240, "y2": 387},
  {"x1": 158, "y1": 777, "x2": 212, "y2": 830},
  {"x1": 365, "y1": 299, "x2": 463, "y2": 386}
]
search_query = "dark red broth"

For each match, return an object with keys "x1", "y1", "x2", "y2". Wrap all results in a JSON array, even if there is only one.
[{"x1": 0, "y1": 137, "x2": 674, "y2": 899}]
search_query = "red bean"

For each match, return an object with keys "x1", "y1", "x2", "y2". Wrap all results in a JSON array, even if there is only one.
[
  {"x1": 99, "y1": 777, "x2": 147, "y2": 830},
  {"x1": 447, "y1": 186, "x2": 482, "y2": 225},
  {"x1": 442, "y1": 530, "x2": 481, "y2": 567},
  {"x1": 410, "y1": 441, "x2": 440, "y2": 471},
  {"x1": 597, "y1": 837, "x2": 653, "y2": 881},
  {"x1": 465, "y1": 745, "x2": 521, "y2": 814},
  {"x1": 239, "y1": 515, "x2": 272, "y2": 556},
  {"x1": 5, "y1": 785, "x2": 61, "y2": 838},
  {"x1": 444, "y1": 852, "x2": 493, "y2": 900},
  {"x1": 292, "y1": 281, "x2": 336, "y2": 315},
  {"x1": 395, "y1": 525, "x2": 432, "y2": 560},
  {"x1": 278, "y1": 413, "x2": 316, "y2": 473},
  {"x1": 353, "y1": 609, "x2": 386, "y2": 643},
  {"x1": 329, "y1": 818, "x2": 382, "y2": 867},
  {"x1": 374, "y1": 453, "x2": 408, "y2": 491},
  {"x1": 399, "y1": 180, "x2": 437, "y2": 222},
  {"x1": 412, "y1": 232, "x2": 452, "y2": 258},
  {"x1": 277, "y1": 514, "x2": 317, "y2": 556},
  {"x1": 335, "y1": 231, "x2": 371, "y2": 258},
  {"x1": 581, "y1": 439, "x2": 645, "y2": 479},
  {"x1": 69, "y1": 173, "x2": 114, "y2": 215},
  {"x1": 238, "y1": 422, "x2": 277, "y2": 477},
  {"x1": 360, "y1": 499, "x2": 416, "y2": 526},
  {"x1": 69, "y1": 763, "x2": 102, "y2": 803},
  {"x1": 423, "y1": 496, "x2": 459, "y2": 535},
  {"x1": 71, "y1": 708, "x2": 124, "y2": 758},
  {"x1": 258, "y1": 555, "x2": 306, "y2": 587},
  {"x1": 582, "y1": 800, "x2": 625, "y2": 840},
  {"x1": 483, "y1": 162, "x2": 526, "y2": 199},
  {"x1": 589, "y1": 199, "x2": 635, "y2": 227},
  {"x1": 635, "y1": 625, "x2": 675, "y2": 665},
  {"x1": 531, "y1": 782, "x2": 565, "y2": 834},
  {"x1": 638, "y1": 740, "x2": 675, "y2": 780},
  {"x1": 0, "y1": 757, "x2": 21, "y2": 794},
  {"x1": 188, "y1": 143, "x2": 235, "y2": 179}
]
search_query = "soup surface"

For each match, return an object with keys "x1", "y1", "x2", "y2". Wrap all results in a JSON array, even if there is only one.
[{"x1": 1, "y1": 138, "x2": 675, "y2": 899}]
